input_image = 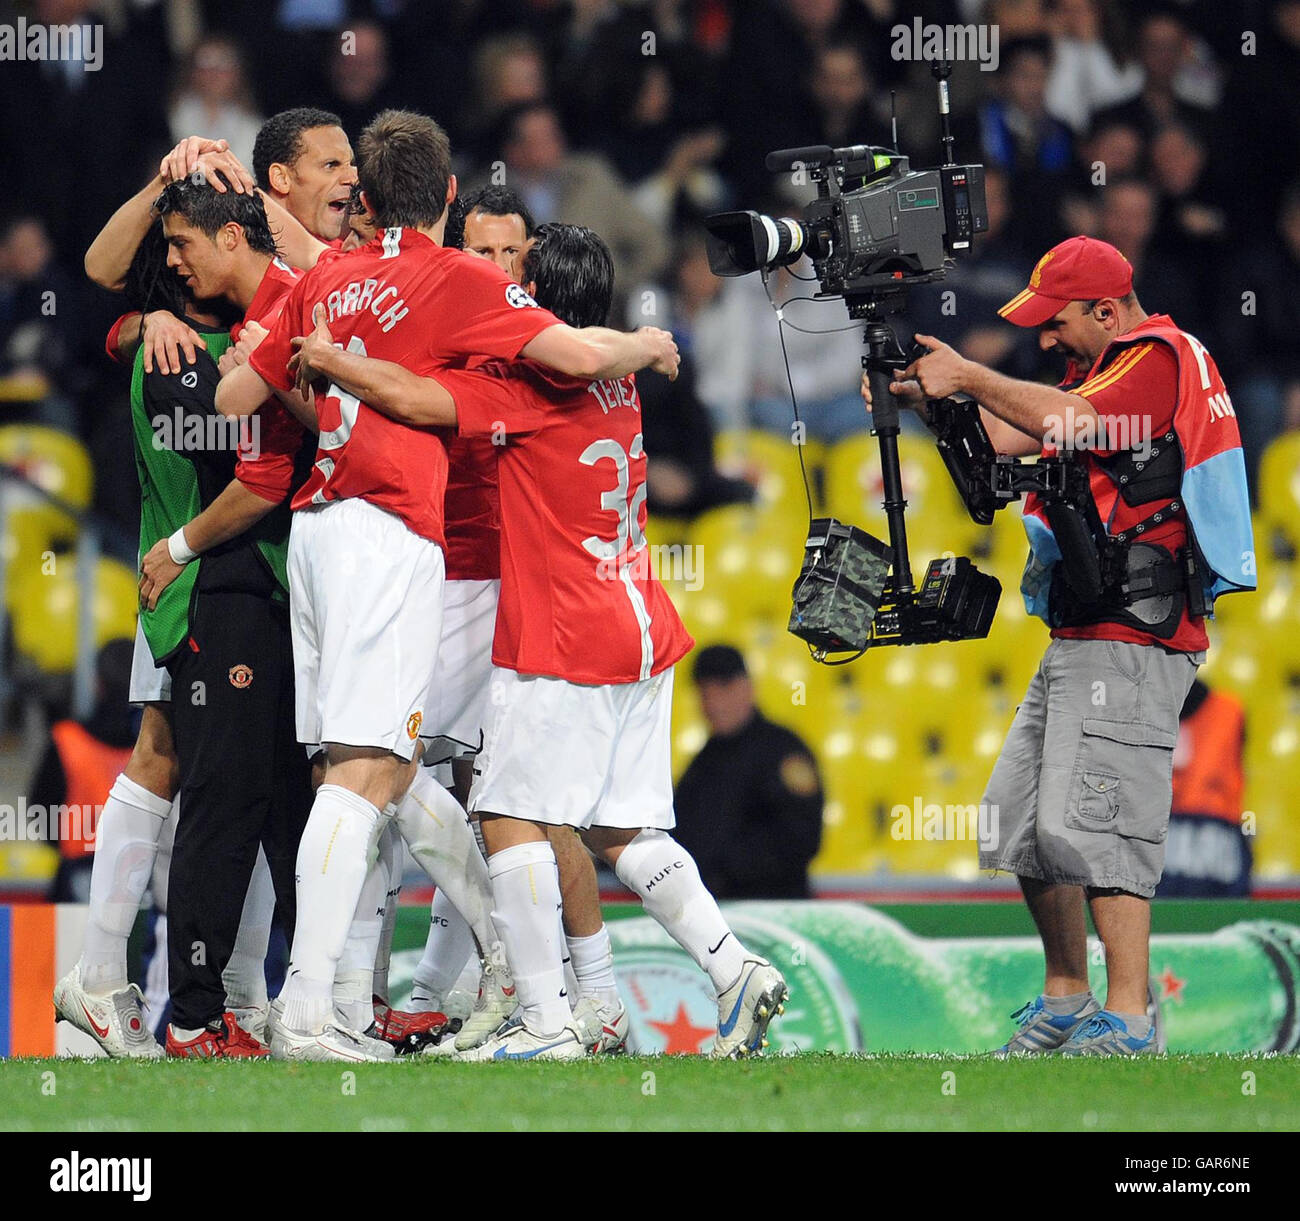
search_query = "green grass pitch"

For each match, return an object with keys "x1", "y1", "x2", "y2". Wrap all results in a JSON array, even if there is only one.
[{"x1": 3, "y1": 1055, "x2": 1298, "y2": 1132}]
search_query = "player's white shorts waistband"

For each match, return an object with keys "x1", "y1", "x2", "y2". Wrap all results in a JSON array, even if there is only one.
[
  {"x1": 129, "y1": 617, "x2": 172, "y2": 705},
  {"x1": 289, "y1": 498, "x2": 445, "y2": 761},
  {"x1": 469, "y1": 665, "x2": 676, "y2": 830}
]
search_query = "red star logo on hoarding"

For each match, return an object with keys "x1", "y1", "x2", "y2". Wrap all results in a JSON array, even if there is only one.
[
  {"x1": 647, "y1": 1004, "x2": 716, "y2": 1055},
  {"x1": 1157, "y1": 966, "x2": 1185, "y2": 1003}
]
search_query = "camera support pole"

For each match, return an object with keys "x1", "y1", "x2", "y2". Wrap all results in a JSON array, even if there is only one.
[{"x1": 862, "y1": 314, "x2": 915, "y2": 597}]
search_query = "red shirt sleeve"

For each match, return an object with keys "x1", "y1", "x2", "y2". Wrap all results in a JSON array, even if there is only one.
[
  {"x1": 105, "y1": 311, "x2": 139, "y2": 364},
  {"x1": 436, "y1": 261, "x2": 561, "y2": 362},
  {"x1": 247, "y1": 282, "x2": 307, "y2": 392},
  {"x1": 1070, "y1": 341, "x2": 1178, "y2": 457},
  {"x1": 236, "y1": 401, "x2": 306, "y2": 503},
  {"x1": 436, "y1": 362, "x2": 545, "y2": 439}
]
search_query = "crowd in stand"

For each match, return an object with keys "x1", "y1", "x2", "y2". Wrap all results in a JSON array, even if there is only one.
[{"x1": 3, "y1": 0, "x2": 1298, "y2": 548}]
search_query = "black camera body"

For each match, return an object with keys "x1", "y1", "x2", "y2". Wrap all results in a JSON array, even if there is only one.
[{"x1": 704, "y1": 147, "x2": 987, "y2": 311}]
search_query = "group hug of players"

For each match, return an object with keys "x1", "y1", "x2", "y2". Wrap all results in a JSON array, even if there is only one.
[{"x1": 51, "y1": 105, "x2": 788, "y2": 1061}]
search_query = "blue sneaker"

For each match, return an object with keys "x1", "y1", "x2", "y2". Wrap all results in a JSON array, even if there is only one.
[
  {"x1": 993, "y1": 994, "x2": 1099, "y2": 1056},
  {"x1": 1059, "y1": 1010, "x2": 1156, "y2": 1057}
]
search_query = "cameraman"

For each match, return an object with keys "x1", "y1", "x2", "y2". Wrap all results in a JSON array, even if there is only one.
[{"x1": 862, "y1": 235, "x2": 1254, "y2": 1056}]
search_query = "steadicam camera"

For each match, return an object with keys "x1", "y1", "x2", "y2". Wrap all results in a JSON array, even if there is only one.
[{"x1": 703, "y1": 62, "x2": 1000, "y2": 660}]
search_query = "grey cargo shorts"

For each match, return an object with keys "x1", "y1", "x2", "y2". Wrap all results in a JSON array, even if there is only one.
[{"x1": 978, "y1": 637, "x2": 1202, "y2": 898}]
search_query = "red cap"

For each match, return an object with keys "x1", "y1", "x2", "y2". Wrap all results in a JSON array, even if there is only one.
[{"x1": 998, "y1": 236, "x2": 1134, "y2": 327}]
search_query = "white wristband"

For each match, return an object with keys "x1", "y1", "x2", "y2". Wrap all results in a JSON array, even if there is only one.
[{"x1": 167, "y1": 527, "x2": 198, "y2": 565}]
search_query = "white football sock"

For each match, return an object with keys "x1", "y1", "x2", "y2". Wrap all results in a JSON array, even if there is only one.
[
  {"x1": 568, "y1": 926, "x2": 621, "y2": 1007},
  {"x1": 335, "y1": 815, "x2": 399, "y2": 1030},
  {"x1": 410, "y1": 887, "x2": 475, "y2": 1010},
  {"x1": 372, "y1": 824, "x2": 404, "y2": 1005},
  {"x1": 613, "y1": 829, "x2": 747, "y2": 991},
  {"x1": 280, "y1": 784, "x2": 382, "y2": 1034},
  {"x1": 222, "y1": 846, "x2": 274, "y2": 1011},
  {"x1": 394, "y1": 769, "x2": 496, "y2": 958},
  {"x1": 488, "y1": 840, "x2": 569, "y2": 1036},
  {"x1": 82, "y1": 774, "x2": 172, "y2": 994}
]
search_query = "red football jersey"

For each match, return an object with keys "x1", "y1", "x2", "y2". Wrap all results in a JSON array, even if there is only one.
[
  {"x1": 443, "y1": 435, "x2": 500, "y2": 581},
  {"x1": 434, "y1": 361, "x2": 695, "y2": 684},
  {"x1": 249, "y1": 228, "x2": 561, "y2": 544},
  {"x1": 235, "y1": 259, "x2": 307, "y2": 503}
]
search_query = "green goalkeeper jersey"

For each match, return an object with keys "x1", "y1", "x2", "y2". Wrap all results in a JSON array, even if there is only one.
[{"x1": 131, "y1": 326, "x2": 292, "y2": 665}]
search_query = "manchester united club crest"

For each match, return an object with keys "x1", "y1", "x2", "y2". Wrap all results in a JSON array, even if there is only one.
[
  {"x1": 407, "y1": 711, "x2": 423, "y2": 739},
  {"x1": 228, "y1": 664, "x2": 253, "y2": 689}
]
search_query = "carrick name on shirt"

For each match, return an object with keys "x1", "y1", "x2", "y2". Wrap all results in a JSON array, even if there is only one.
[{"x1": 323, "y1": 276, "x2": 410, "y2": 333}]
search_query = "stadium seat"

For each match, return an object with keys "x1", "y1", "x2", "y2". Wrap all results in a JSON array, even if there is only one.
[
  {"x1": 688, "y1": 503, "x2": 803, "y2": 622},
  {"x1": 0, "y1": 425, "x2": 94, "y2": 511},
  {"x1": 1, "y1": 503, "x2": 81, "y2": 610},
  {"x1": 1255, "y1": 433, "x2": 1300, "y2": 551},
  {"x1": 712, "y1": 428, "x2": 824, "y2": 523},
  {"x1": 8, "y1": 557, "x2": 138, "y2": 674}
]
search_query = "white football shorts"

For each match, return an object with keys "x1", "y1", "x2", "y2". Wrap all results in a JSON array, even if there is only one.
[
  {"x1": 288, "y1": 498, "x2": 445, "y2": 760},
  {"x1": 128, "y1": 617, "x2": 172, "y2": 704},
  {"x1": 420, "y1": 577, "x2": 499, "y2": 766},
  {"x1": 469, "y1": 665, "x2": 676, "y2": 830}
]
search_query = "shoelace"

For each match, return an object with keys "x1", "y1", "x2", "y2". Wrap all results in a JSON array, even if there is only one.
[
  {"x1": 1076, "y1": 1012, "x2": 1123, "y2": 1041},
  {"x1": 1010, "y1": 998, "x2": 1044, "y2": 1027}
]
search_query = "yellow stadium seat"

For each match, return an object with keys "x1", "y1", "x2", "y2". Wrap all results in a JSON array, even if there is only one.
[
  {"x1": 688, "y1": 504, "x2": 803, "y2": 622},
  {"x1": 2, "y1": 504, "x2": 81, "y2": 609},
  {"x1": 0, "y1": 425, "x2": 94, "y2": 511},
  {"x1": 1255, "y1": 433, "x2": 1300, "y2": 549},
  {"x1": 9, "y1": 556, "x2": 138, "y2": 674},
  {"x1": 713, "y1": 429, "x2": 824, "y2": 521}
]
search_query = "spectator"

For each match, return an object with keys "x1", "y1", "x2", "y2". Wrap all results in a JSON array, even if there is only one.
[
  {"x1": 965, "y1": 37, "x2": 1075, "y2": 254},
  {"x1": 490, "y1": 102, "x2": 669, "y2": 305},
  {"x1": 1090, "y1": 11, "x2": 1217, "y2": 142},
  {"x1": 629, "y1": 229, "x2": 757, "y2": 433},
  {"x1": 464, "y1": 33, "x2": 551, "y2": 166},
  {"x1": 1216, "y1": 184, "x2": 1300, "y2": 481},
  {"x1": 1096, "y1": 175, "x2": 1202, "y2": 337},
  {"x1": 321, "y1": 21, "x2": 405, "y2": 140},
  {"x1": 169, "y1": 35, "x2": 263, "y2": 170},
  {"x1": 1156, "y1": 679, "x2": 1250, "y2": 897},
  {"x1": 1043, "y1": 0, "x2": 1141, "y2": 134},
  {"x1": 673, "y1": 645, "x2": 824, "y2": 899},
  {"x1": 0, "y1": 214, "x2": 89, "y2": 430},
  {"x1": 1148, "y1": 122, "x2": 1228, "y2": 265},
  {"x1": 31, "y1": 639, "x2": 138, "y2": 903},
  {"x1": 810, "y1": 41, "x2": 893, "y2": 150},
  {"x1": 737, "y1": 246, "x2": 879, "y2": 443},
  {"x1": 595, "y1": 56, "x2": 726, "y2": 232},
  {"x1": 636, "y1": 360, "x2": 756, "y2": 519}
]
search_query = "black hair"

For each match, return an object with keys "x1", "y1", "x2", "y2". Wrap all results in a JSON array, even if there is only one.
[
  {"x1": 356, "y1": 109, "x2": 452, "y2": 229},
  {"x1": 521, "y1": 223, "x2": 614, "y2": 329},
  {"x1": 154, "y1": 174, "x2": 279, "y2": 256},
  {"x1": 123, "y1": 221, "x2": 192, "y2": 315},
  {"x1": 253, "y1": 107, "x2": 344, "y2": 190},
  {"x1": 444, "y1": 185, "x2": 536, "y2": 251}
]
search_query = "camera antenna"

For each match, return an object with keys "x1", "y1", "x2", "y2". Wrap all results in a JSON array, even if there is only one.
[
  {"x1": 933, "y1": 58, "x2": 955, "y2": 167},
  {"x1": 890, "y1": 91, "x2": 900, "y2": 154}
]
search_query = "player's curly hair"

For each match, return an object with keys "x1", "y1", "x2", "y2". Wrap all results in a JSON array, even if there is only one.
[
  {"x1": 154, "y1": 174, "x2": 279, "y2": 257},
  {"x1": 521, "y1": 223, "x2": 614, "y2": 330},
  {"x1": 356, "y1": 109, "x2": 451, "y2": 230},
  {"x1": 443, "y1": 185, "x2": 536, "y2": 251},
  {"x1": 253, "y1": 107, "x2": 344, "y2": 191}
]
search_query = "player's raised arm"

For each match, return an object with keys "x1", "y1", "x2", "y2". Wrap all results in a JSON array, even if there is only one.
[
  {"x1": 520, "y1": 323, "x2": 680, "y2": 381},
  {"x1": 289, "y1": 305, "x2": 457, "y2": 426}
]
